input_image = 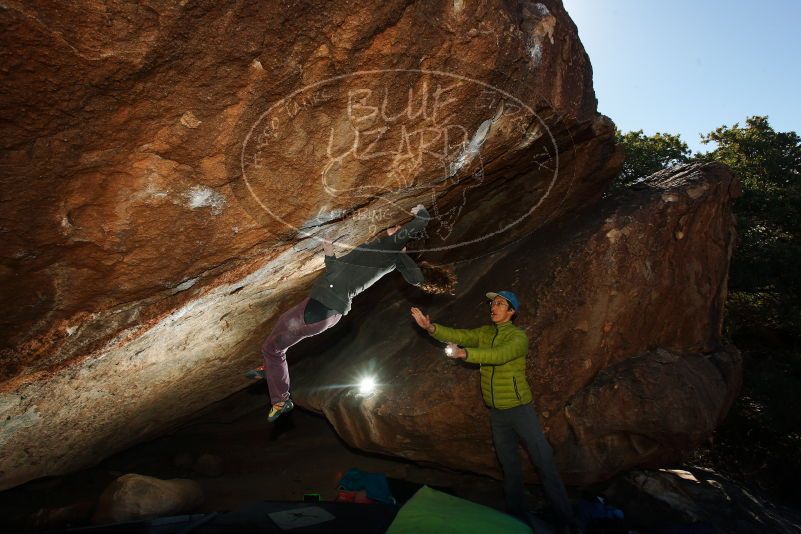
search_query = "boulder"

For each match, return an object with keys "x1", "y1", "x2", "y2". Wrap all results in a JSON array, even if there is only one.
[
  {"x1": 92, "y1": 473, "x2": 203, "y2": 525},
  {"x1": 599, "y1": 468, "x2": 801, "y2": 533},
  {"x1": 0, "y1": 0, "x2": 622, "y2": 489},
  {"x1": 292, "y1": 162, "x2": 742, "y2": 484}
]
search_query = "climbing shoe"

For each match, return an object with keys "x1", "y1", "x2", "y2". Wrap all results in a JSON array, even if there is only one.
[
  {"x1": 267, "y1": 399, "x2": 294, "y2": 423},
  {"x1": 245, "y1": 366, "x2": 265, "y2": 380}
]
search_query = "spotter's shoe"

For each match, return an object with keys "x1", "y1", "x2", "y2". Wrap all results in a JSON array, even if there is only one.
[
  {"x1": 245, "y1": 366, "x2": 265, "y2": 380},
  {"x1": 267, "y1": 399, "x2": 294, "y2": 423}
]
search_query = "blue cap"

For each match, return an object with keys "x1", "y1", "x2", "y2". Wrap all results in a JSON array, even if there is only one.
[{"x1": 486, "y1": 291, "x2": 520, "y2": 311}]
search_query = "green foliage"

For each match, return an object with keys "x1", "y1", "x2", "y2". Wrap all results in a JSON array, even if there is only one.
[
  {"x1": 613, "y1": 129, "x2": 691, "y2": 188},
  {"x1": 698, "y1": 116, "x2": 801, "y2": 340},
  {"x1": 698, "y1": 116, "x2": 801, "y2": 192}
]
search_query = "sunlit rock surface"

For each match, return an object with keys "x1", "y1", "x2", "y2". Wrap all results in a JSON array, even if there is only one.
[
  {"x1": 0, "y1": 0, "x2": 622, "y2": 489},
  {"x1": 293, "y1": 162, "x2": 742, "y2": 484}
]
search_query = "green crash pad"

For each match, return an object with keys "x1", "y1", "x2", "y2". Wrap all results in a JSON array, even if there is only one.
[{"x1": 386, "y1": 485, "x2": 532, "y2": 533}]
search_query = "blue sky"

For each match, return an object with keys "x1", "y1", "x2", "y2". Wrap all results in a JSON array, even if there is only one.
[{"x1": 561, "y1": 0, "x2": 801, "y2": 153}]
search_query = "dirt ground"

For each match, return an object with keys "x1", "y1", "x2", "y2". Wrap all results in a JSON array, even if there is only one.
[{"x1": 0, "y1": 383, "x2": 541, "y2": 532}]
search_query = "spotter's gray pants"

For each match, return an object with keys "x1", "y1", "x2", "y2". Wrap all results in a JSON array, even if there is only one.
[
  {"x1": 490, "y1": 403, "x2": 573, "y2": 523},
  {"x1": 260, "y1": 297, "x2": 342, "y2": 404}
]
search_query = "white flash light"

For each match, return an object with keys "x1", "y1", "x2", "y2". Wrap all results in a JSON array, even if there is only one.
[
  {"x1": 358, "y1": 376, "x2": 376, "y2": 396},
  {"x1": 445, "y1": 346, "x2": 455, "y2": 357}
]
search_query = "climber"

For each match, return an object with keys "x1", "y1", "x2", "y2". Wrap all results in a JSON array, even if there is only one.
[
  {"x1": 249, "y1": 204, "x2": 456, "y2": 423},
  {"x1": 410, "y1": 293, "x2": 579, "y2": 532}
]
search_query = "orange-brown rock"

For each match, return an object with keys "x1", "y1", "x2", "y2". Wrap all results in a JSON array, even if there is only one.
[
  {"x1": 292, "y1": 162, "x2": 742, "y2": 484},
  {"x1": 0, "y1": 1, "x2": 621, "y2": 489},
  {"x1": 92, "y1": 474, "x2": 203, "y2": 525}
]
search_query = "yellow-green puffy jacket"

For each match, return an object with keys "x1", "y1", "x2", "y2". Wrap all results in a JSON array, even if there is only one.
[{"x1": 431, "y1": 321, "x2": 533, "y2": 409}]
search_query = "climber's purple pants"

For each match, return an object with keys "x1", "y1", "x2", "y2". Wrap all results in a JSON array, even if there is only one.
[{"x1": 260, "y1": 297, "x2": 342, "y2": 404}]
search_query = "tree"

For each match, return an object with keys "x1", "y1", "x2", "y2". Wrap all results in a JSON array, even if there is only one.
[
  {"x1": 696, "y1": 116, "x2": 801, "y2": 340},
  {"x1": 613, "y1": 129, "x2": 691, "y2": 188}
]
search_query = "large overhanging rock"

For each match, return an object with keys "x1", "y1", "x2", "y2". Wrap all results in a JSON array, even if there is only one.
[
  {"x1": 292, "y1": 162, "x2": 743, "y2": 484},
  {"x1": 0, "y1": 1, "x2": 621, "y2": 489}
]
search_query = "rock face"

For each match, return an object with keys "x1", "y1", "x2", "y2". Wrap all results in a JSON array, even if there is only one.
[
  {"x1": 292, "y1": 163, "x2": 742, "y2": 484},
  {"x1": 0, "y1": 0, "x2": 624, "y2": 489},
  {"x1": 92, "y1": 474, "x2": 203, "y2": 525},
  {"x1": 601, "y1": 468, "x2": 801, "y2": 533}
]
